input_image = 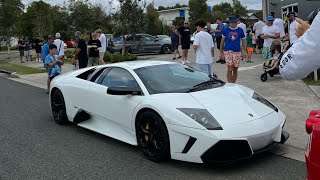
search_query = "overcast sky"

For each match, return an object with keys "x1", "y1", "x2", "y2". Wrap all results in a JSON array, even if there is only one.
[{"x1": 22, "y1": 0, "x2": 262, "y2": 11}]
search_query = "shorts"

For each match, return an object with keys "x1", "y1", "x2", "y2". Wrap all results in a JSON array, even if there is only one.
[
  {"x1": 99, "y1": 52, "x2": 105, "y2": 61},
  {"x1": 247, "y1": 47, "x2": 254, "y2": 52},
  {"x1": 19, "y1": 50, "x2": 24, "y2": 57},
  {"x1": 197, "y1": 63, "x2": 212, "y2": 74},
  {"x1": 36, "y1": 47, "x2": 41, "y2": 53},
  {"x1": 172, "y1": 43, "x2": 179, "y2": 50},
  {"x1": 262, "y1": 47, "x2": 274, "y2": 60},
  {"x1": 24, "y1": 50, "x2": 31, "y2": 56},
  {"x1": 49, "y1": 75, "x2": 58, "y2": 81},
  {"x1": 216, "y1": 36, "x2": 222, "y2": 50},
  {"x1": 224, "y1": 51, "x2": 241, "y2": 67},
  {"x1": 89, "y1": 57, "x2": 99, "y2": 65},
  {"x1": 181, "y1": 43, "x2": 190, "y2": 50}
]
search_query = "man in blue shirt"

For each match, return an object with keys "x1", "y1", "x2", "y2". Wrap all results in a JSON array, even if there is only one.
[
  {"x1": 220, "y1": 16, "x2": 247, "y2": 83},
  {"x1": 24, "y1": 37, "x2": 32, "y2": 61},
  {"x1": 45, "y1": 44, "x2": 62, "y2": 91},
  {"x1": 212, "y1": 18, "x2": 225, "y2": 64},
  {"x1": 41, "y1": 35, "x2": 55, "y2": 94}
]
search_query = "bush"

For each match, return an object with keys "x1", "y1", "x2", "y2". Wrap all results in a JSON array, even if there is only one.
[
  {"x1": 65, "y1": 49, "x2": 75, "y2": 59},
  {"x1": 104, "y1": 53, "x2": 137, "y2": 63}
]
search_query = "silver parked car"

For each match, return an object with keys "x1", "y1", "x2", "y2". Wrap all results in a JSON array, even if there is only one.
[
  {"x1": 155, "y1": 35, "x2": 172, "y2": 54},
  {"x1": 113, "y1": 34, "x2": 171, "y2": 54}
]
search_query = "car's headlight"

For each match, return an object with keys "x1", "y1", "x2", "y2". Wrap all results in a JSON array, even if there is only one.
[
  {"x1": 252, "y1": 92, "x2": 278, "y2": 112},
  {"x1": 177, "y1": 108, "x2": 223, "y2": 130}
]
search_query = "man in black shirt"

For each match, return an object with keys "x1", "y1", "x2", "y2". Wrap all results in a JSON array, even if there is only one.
[
  {"x1": 18, "y1": 37, "x2": 25, "y2": 63},
  {"x1": 88, "y1": 32, "x2": 102, "y2": 66},
  {"x1": 177, "y1": 20, "x2": 191, "y2": 65},
  {"x1": 74, "y1": 31, "x2": 88, "y2": 69},
  {"x1": 34, "y1": 37, "x2": 42, "y2": 62}
]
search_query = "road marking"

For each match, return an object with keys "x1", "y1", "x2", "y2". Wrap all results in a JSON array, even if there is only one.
[{"x1": 238, "y1": 64, "x2": 263, "y2": 71}]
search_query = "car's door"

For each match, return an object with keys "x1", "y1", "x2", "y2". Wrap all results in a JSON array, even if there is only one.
[
  {"x1": 94, "y1": 67, "x2": 144, "y2": 132},
  {"x1": 142, "y1": 35, "x2": 160, "y2": 53}
]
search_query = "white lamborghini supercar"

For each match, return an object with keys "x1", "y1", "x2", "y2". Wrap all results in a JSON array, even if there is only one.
[{"x1": 49, "y1": 61, "x2": 289, "y2": 163}]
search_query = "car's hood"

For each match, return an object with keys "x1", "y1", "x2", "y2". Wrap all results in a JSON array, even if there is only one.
[{"x1": 189, "y1": 84, "x2": 275, "y2": 127}]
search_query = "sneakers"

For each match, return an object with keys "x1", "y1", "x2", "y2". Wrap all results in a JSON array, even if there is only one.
[
  {"x1": 185, "y1": 61, "x2": 190, "y2": 64},
  {"x1": 177, "y1": 56, "x2": 182, "y2": 59},
  {"x1": 181, "y1": 61, "x2": 186, "y2": 65},
  {"x1": 216, "y1": 59, "x2": 226, "y2": 64}
]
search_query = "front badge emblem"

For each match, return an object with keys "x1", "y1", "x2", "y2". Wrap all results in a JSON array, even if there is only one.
[{"x1": 248, "y1": 113, "x2": 253, "y2": 117}]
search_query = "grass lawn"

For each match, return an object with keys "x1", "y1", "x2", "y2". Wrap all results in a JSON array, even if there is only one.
[
  {"x1": 0, "y1": 60, "x2": 47, "y2": 75},
  {"x1": 304, "y1": 76, "x2": 320, "y2": 86}
]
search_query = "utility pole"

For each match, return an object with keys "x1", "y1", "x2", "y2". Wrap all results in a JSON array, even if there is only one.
[{"x1": 262, "y1": 0, "x2": 269, "y2": 21}]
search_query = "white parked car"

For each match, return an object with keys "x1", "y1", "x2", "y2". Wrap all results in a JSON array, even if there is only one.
[{"x1": 49, "y1": 61, "x2": 289, "y2": 163}]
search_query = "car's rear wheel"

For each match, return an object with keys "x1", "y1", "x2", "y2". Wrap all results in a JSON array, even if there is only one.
[
  {"x1": 161, "y1": 45, "x2": 171, "y2": 54},
  {"x1": 136, "y1": 111, "x2": 170, "y2": 162},
  {"x1": 51, "y1": 89, "x2": 69, "y2": 125}
]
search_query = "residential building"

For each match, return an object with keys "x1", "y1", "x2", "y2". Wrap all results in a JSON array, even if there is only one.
[
  {"x1": 267, "y1": 0, "x2": 320, "y2": 20},
  {"x1": 158, "y1": 7, "x2": 190, "y2": 26}
]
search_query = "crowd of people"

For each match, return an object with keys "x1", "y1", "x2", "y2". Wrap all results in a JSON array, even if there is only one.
[
  {"x1": 33, "y1": 29, "x2": 110, "y2": 94},
  {"x1": 170, "y1": 11, "x2": 302, "y2": 83}
]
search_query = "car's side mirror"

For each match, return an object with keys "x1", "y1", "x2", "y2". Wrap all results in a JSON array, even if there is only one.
[{"x1": 107, "y1": 87, "x2": 142, "y2": 96}]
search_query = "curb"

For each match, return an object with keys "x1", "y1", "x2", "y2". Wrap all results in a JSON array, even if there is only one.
[{"x1": 0, "y1": 69, "x2": 20, "y2": 78}]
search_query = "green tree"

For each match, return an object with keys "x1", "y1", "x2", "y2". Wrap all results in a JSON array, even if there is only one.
[
  {"x1": 0, "y1": 0, "x2": 24, "y2": 54},
  {"x1": 233, "y1": 0, "x2": 248, "y2": 18},
  {"x1": 255, "y1": 10, "x2": 263, "y2": 20},
  {"x1": 68, "y1": 0, "x2": 96, "y2": 33},
  {"x1": 113, "y1": 0, "x2": 146, "y2": 55},
  {"x1": 212, "y1": 2, "x2": 233, "y2": 20},
  {"x1": 172, "y1": 17, "x2": 185, "y2": 27},
  {"x1": 22, "y1": 1, "x2": 54, "y2": 38},
  {"x1": 189, "y1": 0, "x2": 213, "y2": 32},
  {"x1": 145, "y1": 3, "x2": 163, "y2": 35},
  {"x1": 158, "y1": 6, "x2": 166, "y2": 11}
]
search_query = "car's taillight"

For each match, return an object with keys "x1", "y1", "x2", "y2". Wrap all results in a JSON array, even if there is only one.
[{"x1": 306, "y1": 112, "x2": 320, "y2": 134}]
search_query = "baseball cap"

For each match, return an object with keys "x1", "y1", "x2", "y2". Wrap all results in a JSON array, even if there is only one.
[
  {"x1": 228, "y1": 16, "x2": 238, "y2": 23},
  {"x1": 287, "y1": 12, "x2": 295, "y2": 17},
  {"x1": 74, "y1": 31, "x2": 81, "y2": 37},
  {"x1": 267, "y1": 16, "x2": 274, "y2": 21}
]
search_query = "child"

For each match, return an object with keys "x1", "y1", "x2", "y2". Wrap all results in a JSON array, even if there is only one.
[
  {"x1": 45, "y1": 44, "x2": 63, "y2": 91},
  {"x1": 264, "y1": 40, "x2": 281, "y2": 69},
  {"x1": 246, "y1": 30, "x2": 255, "y2": 63}
]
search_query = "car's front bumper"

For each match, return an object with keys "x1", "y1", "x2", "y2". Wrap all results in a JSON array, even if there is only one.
[{"x1": 166, "y1": 111, "x2": 287, "y2": 163}]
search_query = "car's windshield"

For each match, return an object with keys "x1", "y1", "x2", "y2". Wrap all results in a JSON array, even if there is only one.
[{"x1": 134, "y1": 64, "x2": 224, "y2": 94}]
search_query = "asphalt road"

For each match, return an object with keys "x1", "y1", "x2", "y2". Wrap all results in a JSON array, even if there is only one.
[{"x1": 0, "y1": 75, "x2": 307, "y2": 180}]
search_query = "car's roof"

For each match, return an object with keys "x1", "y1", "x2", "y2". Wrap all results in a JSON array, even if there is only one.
[{"x1": 100, "y1": 60, "x2": 176, "y2": 70}]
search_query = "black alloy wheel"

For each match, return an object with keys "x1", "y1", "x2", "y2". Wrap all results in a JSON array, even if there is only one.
[
  {"x1": 136, "y1": 112, "x2": 170, "y2": 162},
  {"x1": 161, "y1": 45, "x2": 171, "y2": 54},
  {"x1": 51, "y1": 89, "x2": 69, "y2": 125}
]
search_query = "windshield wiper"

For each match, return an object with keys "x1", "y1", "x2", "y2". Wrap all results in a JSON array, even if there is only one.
[{"x1": 187, "y1": 75, "x2": 225, "y2": 93}]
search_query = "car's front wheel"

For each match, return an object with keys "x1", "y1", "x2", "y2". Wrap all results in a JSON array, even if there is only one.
[
  {"x1": 161, "y1": 45, "x2": 171, "y2": 54},
  {"x1": 51, "y1": 89, "x2": 69, "y2": 125},
  {"x1": 136, "y1": 111, "x2": 170, "y2": 162}
]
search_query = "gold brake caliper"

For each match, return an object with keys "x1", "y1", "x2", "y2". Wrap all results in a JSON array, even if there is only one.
[{"x1": 145, "y1": 123, "x2": 149, "y2": 141}]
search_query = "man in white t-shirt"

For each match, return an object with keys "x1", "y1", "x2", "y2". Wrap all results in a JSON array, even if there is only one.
[
  {"x1": 261, "y1": 16, "x2": 280, "y2": 64},
  {"x1": 287, "y1": 12, "x2": 299, "y2": 44},
  {"x1": 271, "y1": 12, "x2": 285, "y2": 38},
  {"x1": 53, "y1": 32, "x2": 65, "y2": 60},
  {"x1": 193, "y1": 19, "x2": 215, "y2": 75},
  {"x1": 237, "y1": 18, "x2": 247, "y2": 37},
  {"x1": 95, "y1": 29, "x2": 106, "y2": 65},
  {"x1": 253, "y1": 19, "x2": 266, "y2": 52}
]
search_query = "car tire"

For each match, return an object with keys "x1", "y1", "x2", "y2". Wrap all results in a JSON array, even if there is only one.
[
  {"x1": 136, "y1": 111, "x2": 170, "y2": 162},
  {"x1": 161, "y1": 45, "x2": 171, "y2": 54},
  {"x1": 51, "y1": 89, "x2": 69, "y2": 125}
]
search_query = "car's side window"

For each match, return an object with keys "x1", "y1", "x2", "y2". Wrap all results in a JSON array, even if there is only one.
[{"x1": 100, "y1": 68, "x2": 140, "y2": 89}]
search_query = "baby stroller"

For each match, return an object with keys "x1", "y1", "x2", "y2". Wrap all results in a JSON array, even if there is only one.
[{"x1": 260, "y1": 40, "x2": 288, "y2": 82}]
